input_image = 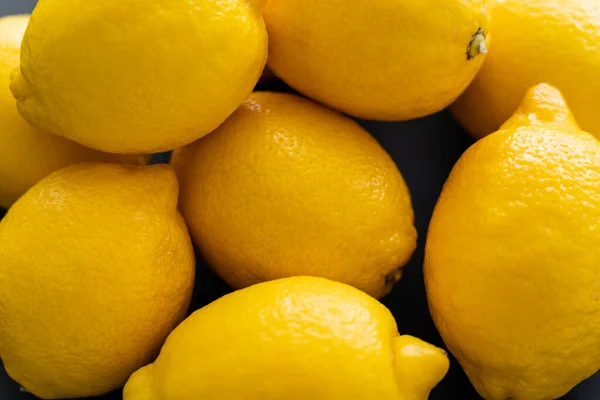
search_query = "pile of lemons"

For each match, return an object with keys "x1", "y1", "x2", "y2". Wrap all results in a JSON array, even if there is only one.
[{"x1": 0, "y1": 0, "x2": 599, "y2": 399}]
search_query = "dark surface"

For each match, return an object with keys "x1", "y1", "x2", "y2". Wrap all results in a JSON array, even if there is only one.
[{"x1": 2, "y1": 1, "x2": 600, "y2": 399}]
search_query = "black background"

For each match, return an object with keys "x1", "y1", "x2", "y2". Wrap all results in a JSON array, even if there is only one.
[{"x1": 1, "y1": 1, "x2": 599, "y2": 399}]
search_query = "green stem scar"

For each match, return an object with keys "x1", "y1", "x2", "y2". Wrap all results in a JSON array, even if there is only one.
[
  {"x1": 467, "y1": 28, "x2": 488, "y2": 60},
  {"x1": 385, "y1": 268, "x2": 404, "y2": 286}
]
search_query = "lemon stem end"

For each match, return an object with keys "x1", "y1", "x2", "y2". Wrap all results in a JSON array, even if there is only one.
[
  {"x1": 10, "y1": 68, "x2": 31, "y2": 101},
  {"x1": 467, "y1": 28, "x2": 487, "y2": 60},
  {"x1": 500, "y1": 83, "x2": 580, "y2": 130}
]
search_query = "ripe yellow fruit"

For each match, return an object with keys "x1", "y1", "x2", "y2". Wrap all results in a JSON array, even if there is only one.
[
  {"x1": 124, "y1": 276, "x2": 449, "y2": 400},
  {"x1": 10, "y1": 0, "x2": 268, "y2": 154},
  {"x1": 451, "y1": 0, "x2": 600, "y2": 139},
  {"x1": 0, "y1": 163, "x2": 195, "y2": 399},
  {"x1": 0, "y1": 15, "x2": 146, "y2": 208},
  {"x1": 263, "y1": 0, "x2": 490, "y2": 121},
  {"x1": 173, "y1": 92, "x2": 417, "y2": 299},
  {"x1": 425, "y1": 84, "x2": 600, "y2": 400}
]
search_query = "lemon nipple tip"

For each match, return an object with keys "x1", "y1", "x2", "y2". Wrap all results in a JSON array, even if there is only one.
[{"x1": 10, "y1": 68, "x2": 32, "y2": 101}]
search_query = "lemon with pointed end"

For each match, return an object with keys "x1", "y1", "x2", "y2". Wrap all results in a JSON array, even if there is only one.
[
  {"x1": 263, "y1": 0, "x2": 490, "y2": 120},
  {"x1": 426, "y1": 84, "x2": 600, "y2": 400},
  {"x1": 11, "y1": 0, "x2": 268, "y2": 154},
  {"x1": 173, "y1": 92, "x2": 417, "y2": 299},
  {"x1": 451, "y1": 0, "x2": 600, "y2": 139},
  {"x1": 0, "y1": 163, "x2": 195, "y2": 399},
  {"x1": 124, "y1": 277, "x2": 449, "y2": 400},
  {"x1": 0, "y1": 15, "x2": 147, "y2": 208}
]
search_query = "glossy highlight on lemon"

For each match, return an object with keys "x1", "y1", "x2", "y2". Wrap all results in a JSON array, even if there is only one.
[
  {"x1": 263, "y1": 0, "x2": 490, "y2": 120},
  {"x1": 451, "y1": 0, "x2": 600, "y2": 139},
  {"x1": 124, "y1": 277, "x2": 449, "y2": 400},
  {"x1": 0, "y1": 163, "x2": 195, "y2": 399},
  {"x1": 11, "y1": 0, "x2": 268, "y2": 153},
  {"x1": 426, "y1": 84, "x2": 600, "y2": 400},
  {"x1": 0, "y1": 15, "x2": 146, "y2": 208},
  {"x1": 173, "y1": 92, "x2": 417, "y2": 299}
]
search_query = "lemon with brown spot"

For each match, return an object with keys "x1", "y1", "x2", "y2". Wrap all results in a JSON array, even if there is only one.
[
  {"x1": 263, "y1": 0, "x2": 490, "y2": 120},
  {"x1": 451, "y1": 0, "x2": 600, "y2": 139},
  {"x1": 173, "y1": 92, "x2": 416, "y2": 299}
]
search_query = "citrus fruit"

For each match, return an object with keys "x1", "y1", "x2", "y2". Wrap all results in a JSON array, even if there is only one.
[
  {"x1": 451, "y1": 0, "x2": 600, "y2": 139},
  {"x1": 0, "y1": 163, "x2": 195, "y2": 398},
  {"x1": 263, "y1": 0, "x2": 490, "y2": 120},
  {"x1": 426, "y1": 84, "x2": 600, "y2": 400},
  {"x1": 124, "y1": 277, "x2": 449, "y2": 400},
  {"x1": 10, "y1": 0, "x2": 268, "y2": 153},
  {"x1": 0, "y1": 15, "x2": 146, "y2": 208},
  {"x1": 173, "y1": 92, "x2": 417, "y2": 299}
]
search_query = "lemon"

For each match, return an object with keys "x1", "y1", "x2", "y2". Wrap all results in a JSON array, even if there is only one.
[
  {"x1": 425, "y1": 84, "x2": 600, "y2": 400},
  {"x1": 10, "y1": 0, "x2": 268, "y2": 154},
  {"x1": 124, "y1": 276, "x2": 449, "y2": 400},
  {"x1": 0, "y1": 15, "x2": 146, "y2": 208},
  {"x1": 0, "y1": 163, "x2": 195, "y2": 399},
  {"x1": 451, "y1": 0, "x2": 600, "y2": 139},
  {"x1": 172, "y1": 92, "x2": 417, "y2": 299},
  {"x1": 263, "y1": 0, "x2": 490, "y2": 120}
]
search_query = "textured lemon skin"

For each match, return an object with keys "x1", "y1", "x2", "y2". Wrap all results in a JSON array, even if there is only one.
[
  {"x1": 451, "y1": 0, "x2": 600, "y2": 139},
  {"x1": 173, "y1": 92, "x2": 417, "y2": 299},
  {"x1": 124, "y1": 277, "x2": 449, "y2": 400},
  {"x1": 10, "y1": 0, "x2": 268, "y2": 154},
  {"x1": 0, "y1": 15, "x2": 146, "y2": 208},
  {"x1": 0, "y1": 163, "x2": 195, "y2": 399},
  {"x1": 426, "y1": 84, "x2": 600, "y2": 400},
  {"x1": 263, "y1": 0, "x2": 490, "y2": 121}
]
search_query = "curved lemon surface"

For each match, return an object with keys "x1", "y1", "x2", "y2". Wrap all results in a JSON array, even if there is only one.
[
  {"x1": 174, "y1": 92, "x2": 416, "y2": 299},
  {"x1": 0, "y1": 15, "x2": 146, "y2": 208},
  {"x1": 11, "y1": 0, "x2": 268, "y2": 153},
  {"x1": 125, "y1": 277, "x2": 449, "y2": 400},
  {"x1": 451, "y1": 0, "x2": 600, "y2": 139},
  {"x1": 0, "y1": 163, "x2": 195, "y2": 398},
  {"x1": 263, "y1": 0, "x2": 489, "y2": 120},
  {"x1": 427, "y1": 84, "x2": 600, "y2": 400}
]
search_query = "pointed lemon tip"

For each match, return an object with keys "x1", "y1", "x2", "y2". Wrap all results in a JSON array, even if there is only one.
[
  {"x1": 123, "y1": 365, "x2": 155, "y2": 400},
  {"x1": 10, "y1": 67, "x2": 31, "y2": 101},
  {"x1": 144, "y1": 164, "x2": 180, "y2": 207},
  {"x1": 500, "y1": 83, "x2": 579, "y2": 130},
  {"x1": 522, "y1": 83, "x2": 569, "y2": 114},
  {"x1": 392, "y1": 335, "x2": 449, "y2": 398}
]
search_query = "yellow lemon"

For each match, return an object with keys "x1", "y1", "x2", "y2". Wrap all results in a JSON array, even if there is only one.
[
  {"x1": 0, "y1": 163, "x2": 195, "y2": 399},
  {"x1": 10, "y1": 0, "x2": 268, "y2": 154},
  {"x1": 425, "y1": 84, "x2": 600, "y2": 400},
  {"x1": 451, "y1": 0, "x2": 600, "y2": 139},
  {"x1": 0, "y1": 15, "x2": 146, "y2": 208},
  {"x1": 262, "y1": 0, "x2": 490, "y2": 120},
  {"x1": 173, "y1": 92, "x2": 417, "y2": 299},
  {"x1": 124, "y1": 276, "x2": 449, "y2": 400}
]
